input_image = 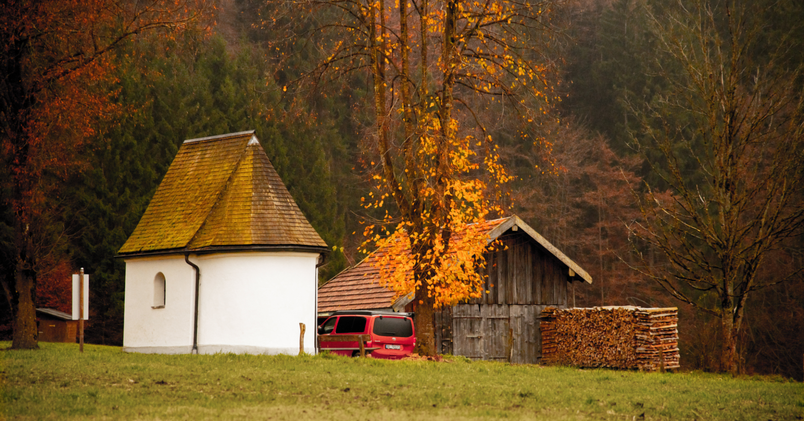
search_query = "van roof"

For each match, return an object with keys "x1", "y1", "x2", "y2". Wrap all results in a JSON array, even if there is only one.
[{"x1": 329, "y1": 310, "x2": 414, "y2": 318}]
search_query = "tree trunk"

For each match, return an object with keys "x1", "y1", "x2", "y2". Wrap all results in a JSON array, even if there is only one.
[
  {"x1": 721, "y1": 313, "x2": 737, "y2": 374},
  {"x1": 12, "y1": 222, "x2": 38, "y2": 349},
  {"x1": 11, "y1": 143, "x2": 38, "y2": 349},
  {"x1": 719, "y1": 273, "x2": 739, "y2": 374},
  {"x1": 12, "y1": 274, "x2": 38, "y2": 349},
  {"x1": 8, "y1": 146, "x2": 39, "y2": 351},
  {"x1": 413, "y1": 289, "x2": 436, "y2": 356},
  {"x1": 5, "y1": 27, "x2": 39, "y2": 350}
]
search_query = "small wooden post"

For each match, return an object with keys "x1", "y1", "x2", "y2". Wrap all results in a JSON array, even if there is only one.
[
  {"x1": 299, "y1": 323, "x2": 306, "y2": 355},
  {"x1": 79, "y1": 267, "x2": 84, "y2": 353},
  {"x1": 358, "y1": 337, "x2": 365, "y2": 357},
  {"x1": 572, "y1": 281, "x2": 576, "y2": 308}
]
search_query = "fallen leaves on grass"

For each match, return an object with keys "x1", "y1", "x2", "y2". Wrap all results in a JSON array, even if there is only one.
[{"x1": 401, "y1": 353, "x2": 447, "y2": 362}]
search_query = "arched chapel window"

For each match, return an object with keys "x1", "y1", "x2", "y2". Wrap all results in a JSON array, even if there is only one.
[{"x1": 153, "y1": 272, "x2": 166, "y2": 308}]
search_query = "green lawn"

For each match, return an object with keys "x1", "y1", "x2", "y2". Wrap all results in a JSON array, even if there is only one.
[{"x1": 1, "y1": 342, "x2": 801, "y2": 420}]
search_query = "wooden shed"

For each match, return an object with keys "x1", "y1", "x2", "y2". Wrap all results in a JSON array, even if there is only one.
[
  {"x1": 318, "y1": 215, "x2": 592, "y2": 364},
  {"x1": 36, "y1": 308, "x2": 78, "y2": 343}
]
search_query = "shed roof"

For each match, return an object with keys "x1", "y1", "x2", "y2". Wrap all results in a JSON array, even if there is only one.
[
  {"x1": 119, "y1": 131, "x2": 327, "y2": 256},
  {"x1": 36, "y1": 308, "x2": 73, "y2": 321},
  {"x1": 317, "y1": 215, "x2": 591, "y2": 313}
]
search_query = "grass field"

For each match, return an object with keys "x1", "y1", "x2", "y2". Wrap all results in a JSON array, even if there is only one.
[{"x1": 1, "y1": 342, "x2": 802, "y2": 420}]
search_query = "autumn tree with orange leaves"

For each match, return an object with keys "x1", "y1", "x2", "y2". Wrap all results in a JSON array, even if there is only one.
[
  {"x1": 281, "y1": 0, "x2": 560, "y2": 354},
  {"x1": 0, "y1": 0, "x2": 211, "y2": 349}
]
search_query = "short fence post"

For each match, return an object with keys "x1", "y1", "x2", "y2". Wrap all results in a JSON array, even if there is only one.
[{"x1": 299, "y1": 323, "x2": 306, "y2": 355}]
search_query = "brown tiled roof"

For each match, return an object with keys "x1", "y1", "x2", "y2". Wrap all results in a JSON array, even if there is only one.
[
  {"x1": 318, "y1": 249, "x2": 394, "y2": 312},
  {"x1": 119, "y1": 131, "x2": 327, "y2": 255},
  {"x1": 316, "y1": 248, "x2": 399, "y2": 312},
  {"x1": 317, "y1": 216, "x2": 592, "y2": 313}
]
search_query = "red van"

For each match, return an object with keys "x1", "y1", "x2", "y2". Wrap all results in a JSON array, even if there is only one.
[{"x1": 317, "y1": 311, "x2": 415, "y2": 359}]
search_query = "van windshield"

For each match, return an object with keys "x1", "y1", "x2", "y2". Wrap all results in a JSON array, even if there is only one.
[
  {"x1": 372, "y1": 317, "x2": 413, "y2": 337},
  {"x1": 320, "y1": 317, "x2": 337, "y2": 334}
]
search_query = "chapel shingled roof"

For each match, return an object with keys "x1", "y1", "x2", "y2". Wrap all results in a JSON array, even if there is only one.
[
  {"x1": 118, "y1": 131, "x2": 327, "y2": 255},
  {"x1": 317, "y1": 215, "x2": 591, "y2": 313}
]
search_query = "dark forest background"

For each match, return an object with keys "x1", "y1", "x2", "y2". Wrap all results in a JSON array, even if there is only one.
[{"x1": 1, "y1": 0, "x2": 801, "y2": 379}]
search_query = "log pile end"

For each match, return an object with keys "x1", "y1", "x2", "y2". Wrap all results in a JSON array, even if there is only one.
[{"x1": 540, "y1": 306, "x2": 680, "y2": 371}]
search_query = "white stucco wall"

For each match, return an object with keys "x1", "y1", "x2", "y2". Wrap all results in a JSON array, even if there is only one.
[
  {"x1": 123, "y1": 256, "x2": 196, "y2": 353},
  {"x1": 123, "y1": 251, "x2": 318, "y2": 355}
]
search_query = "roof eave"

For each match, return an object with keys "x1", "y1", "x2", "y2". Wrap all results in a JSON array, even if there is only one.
[
  {"x1": 36, "y1": 308, "x2": 74, "y2": 320},
  {"x1": 488, "y1": 216, "x2": 593, "y2": 284},
  {"x1": 392, "y1": 293, "x2": 415, "y2": 312},
  {"x1": 117, "y1": 244, "x2": 329, "y2": 259}
]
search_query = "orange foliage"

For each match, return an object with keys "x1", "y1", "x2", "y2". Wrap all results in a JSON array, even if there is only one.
[
  {"x1": 270, "y1": 0, "x2": 558, "y2": 353},
  {"x1": 369, "y1": 218, "x2": 506, "y2": 308},
  {"x1": 311, "y1": 0, "x2": 558, "y2": 354},
  {"x1": 361, "y1": 116, "x2": 512, "y2": 308}
]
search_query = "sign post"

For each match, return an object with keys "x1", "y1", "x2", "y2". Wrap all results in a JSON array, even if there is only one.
[
  {"x1": 79, "y1": 267, "x2": 84, "y2": 353},
  {"x1": 72, "y1": 269, "x2": 89, "y2": 352}
]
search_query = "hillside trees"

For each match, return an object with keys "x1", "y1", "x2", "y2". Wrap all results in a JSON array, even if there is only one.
[
  {"x1": 627, "y1": 0, "x2": 804, "y2": 374},
  {"x1": 285, "y1": 0, "x2": 561, "y2": 354},
  {"x1": 0, "y1": 0, "x2": 211, "y2": 349},
  {"x1": 561, "y1": 0, "x2": 660, "y2": 154},
  {"x1": 509, "y1": 122, "x2": 646, "y2": 308},
  {"x1": 239, "y1": 0, "x2": 372, "y2": 271},
  {"x1": 59, "y1": 32, "x2": 350, "y2": 345}
]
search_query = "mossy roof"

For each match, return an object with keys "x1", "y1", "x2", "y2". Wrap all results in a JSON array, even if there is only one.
[{"x1": 118, "y1": 131, "x2": 327, "y2": 256}]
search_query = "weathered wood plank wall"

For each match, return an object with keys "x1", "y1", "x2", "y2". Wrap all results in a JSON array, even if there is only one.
[
  {"x1": 470, "y1": 234, "x2": 569, "y2": 307},
  {"x1": 437, "y1": 231, "x2": 576, "y2": 364}
]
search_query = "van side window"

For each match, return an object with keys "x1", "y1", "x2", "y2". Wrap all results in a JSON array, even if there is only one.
[{"x1": 334, "y1": 316, "x2": 367, "y2": 334}]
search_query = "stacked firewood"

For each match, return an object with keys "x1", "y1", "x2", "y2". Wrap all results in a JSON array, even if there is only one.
[{"x1": 540, "y1": 306, "x2": 680, "y2": 371}]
